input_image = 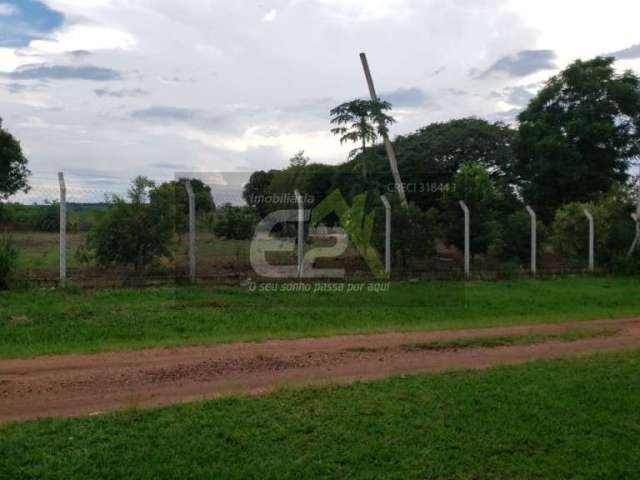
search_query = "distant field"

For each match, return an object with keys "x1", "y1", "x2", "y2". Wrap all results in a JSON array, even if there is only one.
[
  {"x1": 1, "y1": 277, "x2": 639, "y2": 358},
  {"x1": 2, "y1": 349, "x2": 639, "y2": 479}
]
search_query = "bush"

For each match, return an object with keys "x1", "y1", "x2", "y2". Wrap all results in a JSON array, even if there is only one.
[
  {"x1": 34, "y1": 202, "x2": 60, "y2": 232},
  {"x1": 440, "y1": 164, "x2": 501, "y2": 255},
  {"x1": 0, "y1": 237, "x2": 18, "y2": 289},
  {"x1": 494, "y1": 210, "x2": 547, "y2": 263},
  {"x1": 373, "y1": 196, "x2": 440, "y2": 268},
  {"x1": 87, "y1": 177, "x2": 176, "y2": 275},
  {"x1": 551, "y1": 189, "x2": 634, "y2": 265},
  {"x1": 213, "y1": 205, "x2": 259, "y2": 240}
]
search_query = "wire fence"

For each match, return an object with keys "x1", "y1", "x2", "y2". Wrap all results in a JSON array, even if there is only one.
[{"x1": 1, "y1": 171, "x2": 631, "y2": 289}]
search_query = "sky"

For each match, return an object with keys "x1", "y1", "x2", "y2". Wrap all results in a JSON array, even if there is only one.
[{"x1": 1, "y1": 0, "x2": 640, "y2": 201}]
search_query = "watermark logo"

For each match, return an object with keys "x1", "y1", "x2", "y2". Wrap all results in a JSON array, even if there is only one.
[{"x1": 250, "y1": 190, "x2": 385, "y2": 279}]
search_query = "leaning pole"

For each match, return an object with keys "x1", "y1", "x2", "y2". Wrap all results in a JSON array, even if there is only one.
[{"x1": 359, "y1": 53, "x2": 408, "y2": 208}]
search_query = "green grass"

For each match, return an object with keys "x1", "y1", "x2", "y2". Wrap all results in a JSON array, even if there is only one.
[
  {"x1": 1, "y1": 277, "x2": 640, "y2": 358},
  {"x1": 402, "y1": 328, "x2": 619, "y2": 351},
  {"x1": 2, "y1": 349, "x2": 640, "y2": 479}
]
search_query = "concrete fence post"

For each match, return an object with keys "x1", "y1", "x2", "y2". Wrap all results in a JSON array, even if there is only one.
[
  {"x1": 380, "y1": 195, "x2": 391, "y2": 276},
  {"x1": 628, "y1": 212, "x2": 640, "y2": 257},
  {"x1": 583, "y1": 208, "x2": 595, "y2": 272},
  {"x1": 459, "y1": 201, "x2": 470, "y2": 279},
  {"x1": 185, "y1": 180, "x2": 196, "y2": 283},
  {"x1": 525, "y1": 205, "x2": 537, "y2": 276},
  {"x1": 58, "y1": 172, "x2": 66, "y2": 286},
  {"x1": 295, "y1": 190, "x2": 304, "y2": 278}
]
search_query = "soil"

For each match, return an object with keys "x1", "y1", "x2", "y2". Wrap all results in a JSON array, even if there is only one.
[{"x1": 2, "y1": 318, "x2": 640, "y2": 424}]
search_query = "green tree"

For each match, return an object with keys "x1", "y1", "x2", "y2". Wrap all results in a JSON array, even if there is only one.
[
  {"x1": 151, "y1": 178, "x2": 215, "y2": 233},
  {"x1": 551, "y1": 187, "x2": 634, "y2": 265},
  {"x1": 88, "y1": 176, "x2": 176, "y2": 276},
  {"x1": 330, "y1": 99, "x2": 395, "y2": 178},
  {"x1": 243, "y1": 170, "x2": 276, "y2": 217},
  {"x1": 0, "y1": 118, "x2": 30, "y2": 199},
  {"x1": 514, "y1": 57, "x2": 640, "y2": 221},
  {"x1": 213, "y1": 205, "x2": 259, "y2": 240},
  {"x1": 441, "y1": 164, "x2": 501, "y2": 255}
]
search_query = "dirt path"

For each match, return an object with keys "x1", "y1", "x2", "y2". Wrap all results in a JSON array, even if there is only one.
[{"x1": 2, "y1": 318, "x2": 640, "y2": 424}]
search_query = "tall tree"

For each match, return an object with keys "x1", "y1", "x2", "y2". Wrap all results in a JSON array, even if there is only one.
[
  {"x1": 0, "y1": 118, "x2": 30, "y2": 200},
  {"x1": 514, "y1": 56, "x2": 640, "y2": 221},
  {"x1": 330, "y1": 99, "x2": 394, "y2": 178}
]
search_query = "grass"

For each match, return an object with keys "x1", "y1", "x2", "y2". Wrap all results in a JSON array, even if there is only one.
[
  {"x1": 1, "y1": 277, "x2": 640, "y2": 358},
  {"x1": 2, "y1": 349, "x2": 640, "y2": 479},
  {"x1": 402, "y1": 328, "x2": 619, "y2": 351}
]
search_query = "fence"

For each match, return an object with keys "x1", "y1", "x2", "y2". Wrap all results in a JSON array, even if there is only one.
[{"x1": 2, "y1": 170, "x2": 636, "y2": 289}]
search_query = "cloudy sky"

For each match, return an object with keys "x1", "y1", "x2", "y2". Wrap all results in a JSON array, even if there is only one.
[{"x1": 1, "y1": 0, "x2": 640, "y2": 200}]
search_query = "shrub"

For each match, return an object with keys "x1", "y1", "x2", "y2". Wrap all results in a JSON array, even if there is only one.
[
  {"x1": 373, "y1": 196, "x2": 440, "y2": 268},
  {"x1": 213, "y1": 205, "x2": 259, "y2": 240},
  {"x1": 551, "y1": 189, "x2": 634, "y2": 265},
  {"x1": 440, "y1": 164, "x2": 501, "y2": 255},
  {"x1": 494, "y1": 210, "x2": 547, "y2": 263},
  {"x1": 0, "y1": 237, "x2": 18, "y2": 289},
  {"x1": 87, "y1": 177, "x2": 176, "y2": 275},
  {"x1": 34, "y1": 202, "x2": 60, "y2": 232}
]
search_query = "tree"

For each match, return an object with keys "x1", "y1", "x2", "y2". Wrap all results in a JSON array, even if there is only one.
[
  {"x1": 551, "y1": 187, "x2": 634, "y2": 265},
  {"x1": 514, "y1": 57, "x2": 640, "y2": 221},
  {"x1": 213, "y1": 205, "x2": 259, "y2": 240},
  {"x1": 441, "y1": 164, "x2": 501, "y2": 255},
  {"x1": 151, "y1": 178, "x2": 215, "y2": 233},
  {"x1": 345, "y1": 118, "x2": 517, "y2": 211},
  {"x1": 88, "y1": 176, "x2": 176, "y2": 276},
  {"x1": 0, "y1": 118, "x2": 30, "y2": 200},
  {"x1": 330, "y1": 99, "x2": 395, "y2": 178},
  {"x1": 243, "y1": 169, "x2": 276, "y2": 217},
  {"x1": 289, "y1": 150, "x2": 309, "y2": 168}
]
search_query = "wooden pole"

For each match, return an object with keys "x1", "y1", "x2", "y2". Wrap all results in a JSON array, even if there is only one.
[
  {"x1": 459, "y1": 201, "x2": 470, "y2": 279},
  {"x1": 185, "y1": 180, "x2": 196, "y2": 283},
  {"x1": 359, "y1": 53, "x2": 408, "y2": 208},
  {"x1": 58, "y1": 172, "x2": 66, "y2": 286},
  {"x1": 525, "y1": 205, "x2": 537, "y2": 276},
  {"x1": 380, "y1": 195, "x2": 391, "y2": 276}
]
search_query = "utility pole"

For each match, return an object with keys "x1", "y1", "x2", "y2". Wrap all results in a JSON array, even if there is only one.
[{"x1": 359, "y1": 53, "x2": 408, "y2": 208}]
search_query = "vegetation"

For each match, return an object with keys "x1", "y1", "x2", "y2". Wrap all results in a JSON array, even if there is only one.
[
  {"x1": 0, "y1": 117, "x2": 30, "y2": 200},
  {"x1": 330, "y1": 99, "x2": 395, "y2": 178},
  {"x1": 0, "y1": 237, "x2": 18, "y2": 289},
  {"x1": 514, "y1": 57, "x2": 640, "y2": 221},
  {"x1": 88, "y1": 176, "x2": 176, "y2": 275},
  {"x1": 402, "y1": 328, "x2": 617, "y2": 351},
  {"x1": 212, "y1": 204, "x2": 259, "y2": 240},
  {"x1": 1, "y1": 277, "x2": 640, "y2": 358},
  {"x1": 2, "y1": 350, "x2": 640, "y2": 479}
]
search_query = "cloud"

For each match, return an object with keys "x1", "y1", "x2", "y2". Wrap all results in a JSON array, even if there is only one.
[
  {"x1": 262, "y1": 9, "x2": 277, "y2": 22},
  {"x1": 4, "y1": 64, "x2": 122, "y2": 81},
  {"x1": 606, "y1": 43, "x2": 640, "y2": 60},
  {"x1": 2, "y1": 81, "x2": 48, "y2": 93},
  {"x1": 477, "y1": 49, "x2": 556, "y2": 78},
  {"x1": 68, "y1": 50, "x2": 92, "y2": 58},
  {"x1": 131, "y1": 106, "x2": 196, "y2": 121},
  {"x1": 95, "y1": 87, "x2": 149, "y2": 98},
  {"x1": 0, "y1": 3, "x2": 18, "y2": 16},
  {"x1": 380, "y1": 87, "x2": 436, "y2": 108}
]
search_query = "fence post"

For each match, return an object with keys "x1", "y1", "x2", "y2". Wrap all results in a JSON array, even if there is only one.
[
  {"x1": 58, "y1": 172, "x2": 66, "y2": 286},
  {"x1": 295, "y1": 190, "x2": 304, "y2": 278},
  {"x1": 459, "y1": 201, "x2": 470, "y2": 279},
  {"x1": 628, "y1": 212, "x2": 639, "y2": 257},
  {"x1": 185, "y1": 180, "x2": 196, "y2": 283},
  {"x1": 525, "y1": 205, "x2": 537, "y2": 276},
  {"x1": 583, "y1": 208, "x2": 595, "y2": 272},
  {"x1": 380, "y1": 195, "x2": 391, "y2": 276}
]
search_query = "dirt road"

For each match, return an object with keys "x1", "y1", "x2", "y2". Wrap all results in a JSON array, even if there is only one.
[{"x1": 2, "y1": 318, "x2": 640, "y2": 423}]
